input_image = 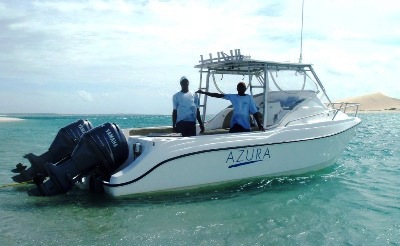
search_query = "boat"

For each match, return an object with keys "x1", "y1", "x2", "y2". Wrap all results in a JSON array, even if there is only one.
[{"x1": 19, "y1": 49, "x2": 361, "y2": 197}]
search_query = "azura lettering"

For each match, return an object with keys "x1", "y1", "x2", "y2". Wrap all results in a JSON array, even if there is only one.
[{"x1": 226, "y1": 147, "x2": 270, "y2": 167}]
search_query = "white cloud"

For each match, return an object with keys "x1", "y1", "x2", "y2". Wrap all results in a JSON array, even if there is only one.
[
  {"x1": 0, "y1": 0, "x2": 399, "y2": 114},
  {"x1": 78, "y1": 90, "x2": 93, "y2": 102}
]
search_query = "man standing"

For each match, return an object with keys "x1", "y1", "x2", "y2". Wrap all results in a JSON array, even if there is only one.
[
  {"x1": 172, "y1": 76, "x2": 205, "y2": 136},
  {"x1": 197, "y1": 82, "x2": 264, "y2": 133}
]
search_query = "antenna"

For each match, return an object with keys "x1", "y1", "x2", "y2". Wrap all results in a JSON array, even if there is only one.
[{"x1": 299, "y1": 0, "x2": 305, "y2": 63}]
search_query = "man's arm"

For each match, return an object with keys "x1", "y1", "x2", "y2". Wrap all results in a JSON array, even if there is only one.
[
  {"x1": 196, "y1": 90, "x2": 224, "y2": 98},
  {"x1": 172, "y1": 109, "x2": 177, "y2": 133},
  {"x1": 196, "y1": 108, "x2": 205, "y2": 133},
  {"x1": 253, "y1": 112, "x2": 265, "y2": 132}
]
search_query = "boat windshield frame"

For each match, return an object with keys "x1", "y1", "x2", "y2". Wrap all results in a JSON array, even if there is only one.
[{"x1": 195, "y1": 49, "x2": 332, "y2": 126}]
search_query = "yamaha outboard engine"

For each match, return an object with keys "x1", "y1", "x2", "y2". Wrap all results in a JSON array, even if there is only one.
[
  {"x1": 12, "y1": 119, "x2": 93, "y2": 183},
  {"x1": 28, "y1": 123, "x2": 129, "y2": 196}
]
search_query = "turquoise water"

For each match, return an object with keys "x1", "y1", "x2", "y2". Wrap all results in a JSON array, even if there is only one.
[{"x1": 0, "y1": 113, "x2": 399, "y2": 245}]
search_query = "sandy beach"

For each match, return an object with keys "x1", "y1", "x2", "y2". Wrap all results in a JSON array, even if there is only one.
[
  {"x1": 0, "y1": 117, "x2": 24, "y2": 122},
  {"x1": 335, "y1": 92, "x2": 400, "y2": 112}
]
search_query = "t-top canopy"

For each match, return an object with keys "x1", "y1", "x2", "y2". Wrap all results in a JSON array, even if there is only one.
[{"x1": 194, "y1": 49, "x2": 312, "y2": 75}]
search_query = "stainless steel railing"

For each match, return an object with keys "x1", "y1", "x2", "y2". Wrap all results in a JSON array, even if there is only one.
[
  {"x1": 327, "y1": 102, "x2": 360, "y2": 117},
  {"x1": 284, "y1": 102, "x2": 360, "y2": 127}
]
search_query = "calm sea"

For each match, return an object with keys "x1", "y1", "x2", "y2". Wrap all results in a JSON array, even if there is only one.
[{"x1": 0, "y1": 113, "x2": 399, "y2": 245}]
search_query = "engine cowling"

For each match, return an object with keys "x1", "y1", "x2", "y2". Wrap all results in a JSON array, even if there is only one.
[
  {"x1": 28, "y1": 122, "x2": 129, "y2": 196},
  {"x1": 12, "y1": 119, "x2": 93, "y2": 183}
]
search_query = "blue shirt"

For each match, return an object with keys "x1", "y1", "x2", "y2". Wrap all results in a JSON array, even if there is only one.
[
  {"x1": 173, "y1": 91, "x2": 199, "y2": 123},
  {"x1": 223, "y1": 94, "x2": 258, "y2": 130}
]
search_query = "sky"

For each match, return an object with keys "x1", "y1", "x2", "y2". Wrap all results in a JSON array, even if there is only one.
[{"x1": 0, "y1": 0, "x2": 399, "y2": 115}]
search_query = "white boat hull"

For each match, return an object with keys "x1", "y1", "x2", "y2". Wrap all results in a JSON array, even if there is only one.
[
  {"x1": 104, "y1": 117, "x2": 360, "y2": 197},
  {"x1": 15, "y1": 50, "x2": 362, "y2": 198}
]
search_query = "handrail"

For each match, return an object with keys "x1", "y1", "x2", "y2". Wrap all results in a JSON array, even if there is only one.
[
  {"x1": 199, "y1": 49, "x2": 251, "y2": 65},
  {"x1": 284, "y1": 102, "x2": 360, "y2": 127},
  {"x1": 327, "y1": 102, "x2": 360, "y2": 117},
  {"x1": 284, "y1": 109, "x2": 338, "y2": 127}
]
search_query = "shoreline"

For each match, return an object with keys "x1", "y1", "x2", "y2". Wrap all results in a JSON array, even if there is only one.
[
  {"x1": 0, "y1": 117, "x2": 25, "y2": 122},
  {"x1": 0, "y1": 110, "x2": 398, "y2": 122}
]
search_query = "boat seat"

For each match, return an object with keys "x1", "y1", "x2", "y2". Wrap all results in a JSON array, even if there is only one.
[
  {"x1": 200, "y1": 128, "x2": 230, "y2": 135},
  {"x1": 129, "y1": 127, "x2": 173, "y2": 136},
  {"x1": 222, "y1": 109, "x2": 266, "y2": 129},
  {"x1": 222, "y1": 110, "x2": 233, "y2": 129},
  {"x1": 147, "y1": 133, "x2": 182, "y2": 137},
  {"x1": 267, "y1": 101, "x2": 282, "y2": 126}
]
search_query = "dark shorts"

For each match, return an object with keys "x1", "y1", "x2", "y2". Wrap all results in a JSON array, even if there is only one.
[
  {"x1": 229, "y1": 123, "x2": 250, "y2": 133},
  {"x1": 176, "y1": 121, "x2": 196, "y2": 137}
]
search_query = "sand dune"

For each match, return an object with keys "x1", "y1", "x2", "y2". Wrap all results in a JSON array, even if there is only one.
[{"x1": 335, "y1": 92, "x2": 400, "y2": 111}]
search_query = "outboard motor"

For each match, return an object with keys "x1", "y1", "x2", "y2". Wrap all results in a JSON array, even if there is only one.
[
  {"x1": 12, "y1": 119, "x2": 93, "y2": 183},
  {"x1": 28, "y1": 123, "x2": 129, "y2": 196}
]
